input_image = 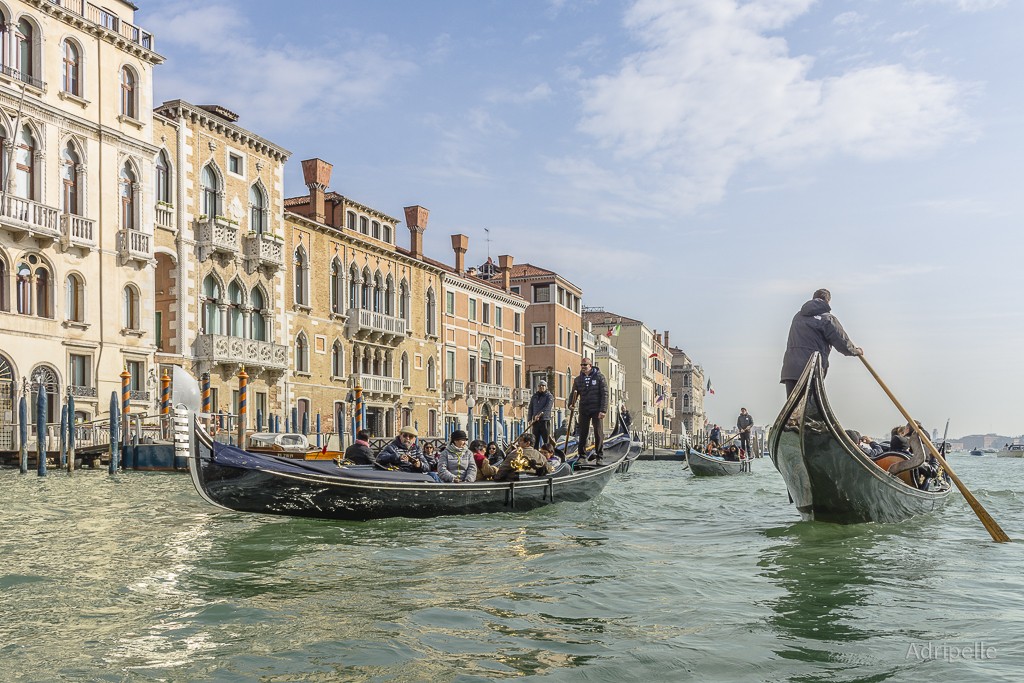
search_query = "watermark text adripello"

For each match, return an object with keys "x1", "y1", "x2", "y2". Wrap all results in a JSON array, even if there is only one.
[{"x1": 906, "y1": 641, "x2": 996, "y2": 662}]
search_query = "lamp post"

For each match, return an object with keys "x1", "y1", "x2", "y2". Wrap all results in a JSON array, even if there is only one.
[
  {"x1": 466, "y1": 395, "x2": 476, "y2": 441},
  {"x1": 407, "y1": 397, "x2": 416, "y2": 433}
]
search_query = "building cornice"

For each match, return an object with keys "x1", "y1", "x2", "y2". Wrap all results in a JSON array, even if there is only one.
[{"x1": 155, "y1": 100, "x2": 291, "y2": 161}]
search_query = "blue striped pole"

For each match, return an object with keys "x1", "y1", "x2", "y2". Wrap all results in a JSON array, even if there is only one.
[
  {"x1": 67, "y1": 392, "x2": 76, "y2": 472},
  {"x1": 316, "y1": 412, "x2": 321, "y2": 448},
  {"x1": 108, "y1": 392, "x2": 119, "y2": 474},
  {"x1": 302, "y1": 409, "x2": 309, "y2": 436},
  {"x1": 36, "y1": 382, "x2": 47, "y2": 476},
  {"x1": 120, "y1": 367, "x2": 131, "y2": 454},
  {"x1": 256, "y1": 408, "x2": 263, "y2": 433},
  {"x1": 354, "y1": 385, "x2": 363, "y2": 433},
  {"x1": 161, "y1": 370, "x2": 171, "y2": 438},
  {"x1": 59, "y1": 404, "x2": 67, "y2": 469},
  {"x1": 18, "y1": 387, "x2": 27, "y2": 474},
  {"x1": 291, "y1": 406, "x2": 298, "y2": 435}
]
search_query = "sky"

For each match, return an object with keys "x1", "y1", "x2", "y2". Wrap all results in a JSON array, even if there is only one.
[{"x1": 141, "y1": 0, "x2": 1023, "y2": 439}]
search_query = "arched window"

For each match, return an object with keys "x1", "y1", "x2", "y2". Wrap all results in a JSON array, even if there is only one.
[
  {"x1": 200, "y1": 164, "x2": 220, "y2": 217},
  {"x1": 293, "y1": 246, "x2": 309, "y2": 306},
  {"x1": 250, "y1": 287, "x2": 267, "y2": 341},
  {"x1": 382, "y1": 224, "x2": 392, "y2": 243},
  {"x1": 63, "y1": 40, "x2": 80, "y2": 95},
  {"x1": 399, "y1": 280, "x2": 409, "y2": 322},
  {"x1": 155, "y1": 150, "x2": 171, "y2": 204},
  {"x1": 202, "y1": 275, "x2": 221, "y2": 334},
  {"x1": 371, "y1": 220, "x2": 380, "y2": 240},
  {"x1": 65, "y1": 274, "x2": 85, "y2": 323},
  {"x1": 14, "y1": 125, "x2": 35, "y2": 199},
  {"x1": 15, "y1": 20, "x2": 33, "y2": 78},
  {"x1": 348, "y1": 264, "x2": 360, "y2": 310},
  {"x1": 401, "y1": 353, "x2": 410, "y2": 386},
  {"x1": 249, "y1": 184, "x2": 266, "y2": 233},
  {"x1": 227, "y1": 280, "x2": 243, "y2": 337},
  {"x1": 120, "y1": 162, "x2": 136, "y2": 230},
  {"x1": 425, "y1": 287, "x2": 437, "y2": 336},
  {"x1": 479, "y1": 340, "x2": 492, "y2": 384},
  {"x1": 16, "y1": 262, "x2": 31, "y2": 314},
  {"x1": 360, "y1": 268, "x2": 372, "y2": 309},
  {"x1": 373, "y1": 272, "x2": 383, "y2": 313},
  {"x1": 34, "y1": 265, "x2": 51, "y2": 318},
  {"x1": 683, "y1": 394, "x2": 690, "y2": 408},
  {"x1": 30, "y1": 365, "x2": 59, "y2": 426},
  {"x1": 0, "y1": 257, "x2": 8, "y2": 312},
  {"x1": 427, "y1": 357, "x2": 436, "y2": 390},
  {"x1": 332, "y1": 341, "x2": 344, "y2": 378},
  {"x1": 330, "y1": 258, "x2": 343, "y2": 314},
  {"x1": 122, "y1": 285, "x2": 140, "y2": 329},
  {"x1": 120, "y1": 66, "x2": 136, "y2": 118},
  {"x1": 384, "y1": 275, "x2": 394, "y2": 316},
  {"x1": 61, "y1": 142, "x2": 81, "y2": 215},
  {"x1": 295, "y1": 333, "x2": 309, "y2": 373}
]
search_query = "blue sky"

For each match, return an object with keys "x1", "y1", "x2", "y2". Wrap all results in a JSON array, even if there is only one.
[{"x1": 143, "y1": 0, "x2": 1022, "y2": 439}]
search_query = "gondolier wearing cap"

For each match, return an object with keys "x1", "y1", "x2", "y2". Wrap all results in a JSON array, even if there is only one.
[
  {"x1": 780, "y1": 288, "x2": 863, "y2": 397},
  {"x1": 528, "y1": 379, "x2": 554, "y2": 450}
]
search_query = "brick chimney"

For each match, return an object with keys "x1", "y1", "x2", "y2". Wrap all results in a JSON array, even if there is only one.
[
  {"x1": 498, "y1": 254, "x2": 513, "y2": 292},
  {"x1": 664, "y1": 330, "x2": 670, "y2": 349},
  {"x1": 404, "y1": 205, "x2": 428, "y2": 259},
  {"x1": 300, "y1": 158, "x2": 332, "y2": 224},
  {"x1": 451, "y1": 234, "x2": 468, "y2": 274}
]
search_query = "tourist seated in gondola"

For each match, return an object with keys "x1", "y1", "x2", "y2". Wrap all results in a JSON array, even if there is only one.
[
  {"x1": 540, "y1": 442, "x2": 561, "y2": 469},
  {"x1": 494, "y1": 433, "x2": 550, "y2": 482},
  {"x1": 420, "y1": 442, "x2": 439, "y2": 472},
  {"x1": 437, "y1": 430, "x2": 477, "y2": 483},
  {"x1": 858, "y1": 434, "x2": 883, "y2": 458},
  {"x1": 888, "y1": 424, "x2": 912, "y2": 454},
  {"x1": 377, "y1": 426, "x2": 433, "y2": 477},
  {"x1": 722, "y1": 445, "x2": 741, "y2": 461},
  {"x1": 485, "y1": 441, "x2": 502, "y2": 465},
  {"x1": 343, "y1": 429, "x2": 376, "y2": 466},
  {"x1": 471, "y1": 439, "x2": 498, "y2": 481}
]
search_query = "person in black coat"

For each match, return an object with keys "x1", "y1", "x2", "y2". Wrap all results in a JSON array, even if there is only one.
[
  {"x1": 780, "y1": 288, "x2": 863, "y2": 397},
  {"x1": 527, "y1": 380, "x2": 554, "y2": 449},
  {"x1": 569, "y1": 358, "x2": 608, "y2": 464},
  {"x1": 343, "y1": 429, "x2": 376, "y2": 465},
  {"x1": 736, "y1": 408, "x2": 754, "y2": 455}
]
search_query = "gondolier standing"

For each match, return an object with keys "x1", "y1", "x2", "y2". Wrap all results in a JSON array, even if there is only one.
[
  {"x1": 780, "y1": 288, "x2": 863, "y2": 397},
  {"x1": 569, "y1": 357, "x2": 608, "y2": 465},
  {"x1": 527, "y1": 379, "x2": 554, "y2": 449},
  {"x1": 736, "y1": 408, "x2": 753, "y2": 457}
]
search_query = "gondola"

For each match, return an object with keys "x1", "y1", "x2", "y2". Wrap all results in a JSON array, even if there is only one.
[
  {"x1": 768, "y1": 352, "x2": 952, "y2": 524},
  {"x1": 185, "y1": 413, "x2": 635, "y2": 522},
  {"x1": 686, "y1": 448, "x2": 750, "y2": 476}
]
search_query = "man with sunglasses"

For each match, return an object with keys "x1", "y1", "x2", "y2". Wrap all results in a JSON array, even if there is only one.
[
  {"x1": 569, "y1": 357, "x2": 608, "y2": 466},
  {"x1": 377, "y1": 425, "x2": 430, "y2": 474}
]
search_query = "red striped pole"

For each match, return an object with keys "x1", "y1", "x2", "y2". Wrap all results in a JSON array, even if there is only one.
[{"x1": 237, "y1": 366, "x2": 248, "y2": 446}]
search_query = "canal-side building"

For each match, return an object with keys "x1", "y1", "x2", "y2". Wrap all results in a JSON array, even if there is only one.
[
  {"x1": 583, "y1": 310, "x2": 656, "y2": 436},
  {"x1": 670, "y1": 346, "x2": 706, "y2": 446},
  {"x1": 651, "y1": 331, "x2": 675, "y2": 445},
  {"x1": 0, "y1": 0, "x2": 161, "y2": 448},
  {"x1": 508, "y1": 264, "x2": 582, "y2": 429},
  {"x1": 437, "y1": 239, "x2": 528, "y2": 442},
  {"x1": 282, "y1": 159, "x2": 444, "y2": 442},
  {"x1": 151, "y1": 100, "x2": 291, "y2": 430},
  {"x1": 592, "y1": 331, "x2": 626, "y2": 437}
]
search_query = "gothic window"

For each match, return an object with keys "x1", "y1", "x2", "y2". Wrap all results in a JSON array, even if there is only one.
[
  {"x1": 427, "y1": 357, "x2": 436, "y2": 390},
  {"x1": 249, "y1": 184, "x2": 266, "y2": 234},
  {"x1": 65, "y1": 273, "x2": 85, "y2": 323},
  {"x1": 122, "y1": 285, "x2": 140, "y2": 329},
  {"x1": 14, "y1": 125, "x2": 35, "y2": 200},
  {"x1": 61, "y1": 142, "x2": 81, "y2": 215},
  {"x1": 425, "y1": 287, "x2": 437, "y2": 336},
  {"x1": 200, "y1": 164, "x2": 220, "y2": 217},
  {"x1": 120, "y1": 66, "x2": 136, "y2": 118},
  {"x1": 250, "y1": 287, "x2": 267, "y2": 341},
  {"x1": 120, "y1": 162, "x2": 137, "y2": 230},
  {"x1": 348, "y1": 263, "x2": 360, "y2": 310},
  {"x1": 295, "y1": 333, "x2": 309, "y2": 373},
  {"x1": 227, "y1": 280, "x2": 243, "y2": 337},
  {"x1": 155, "y1": 150, "x2": 171, "y2": 204},
  {"x1": 63, "y1": 40, "x2": 80, "y2": 95},
  {"x1": 293, "y1": 246, "x2": 309, "y2": 306},
  {"x1": 202, "y1": 275, "x2": 221, "y2": 334},
  {"x1": 332, "y1": 341, "x2": 344, "y2": 378}
]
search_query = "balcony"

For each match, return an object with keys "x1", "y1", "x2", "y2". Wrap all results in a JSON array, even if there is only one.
[
  {"x1": 1, "y1": 195, "x2": 60, "y2": 243},
  {"x1": 69, "y1": 385, "x2": 97, "y2": 399},
  {"x1": 117, "y1": 229, "x2": 152, "y2": 264},
  {"x1": 194, "y1": 334, "x2": 288, "y2": 372},
  {"x1": 243, "y1": 231, "x2": 284, "y2": 272},
  {"x1": 129, "y1": 389, "x2": 150, "y2": 402},
  {"x1": 154, "y1": 204, "x2": 174, "y2": 231},
  {"x1": 513, "y1": 387, "x2": 532, "y2": 404},
  {"x1": 444, "y1": 379, "x2": 465, "y2": 399},
  {"x1": 0, "y1": 64, "x2": 45, "y2": 90},
  {"x1": 60, "y1": 214, "x2": 97, "y2": 251},
  {"x1": 345, "y1": 307, "x2": 407, "y2": 345},
  {"x1": 468, "y1": 382, "x2": 512, "y2": 402},
  {"x1": 197, "y1": 215, "x2": 239, "y2": 260},
  {"x1": 350, "y1": 372, "x2": 403, "y2": 398},
  {"x1": 51, "y1": 0, "x2": 156, "y2": 52}
]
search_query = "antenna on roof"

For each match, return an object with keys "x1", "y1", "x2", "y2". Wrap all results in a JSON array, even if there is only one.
[{"x1": 485, "y1": 228, "x2": 491, "y2": 261}]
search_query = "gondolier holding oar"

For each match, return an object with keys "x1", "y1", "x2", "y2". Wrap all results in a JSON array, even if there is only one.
[
  {"x1": 780, "y1": 288, "x2": 862, "y2": 397},
  {"x1": 569, "y1": 357, "x2": 608, "y2": 466},
  {"x1": 528, "y1": 379, "x2": 554, "y2": 449}
]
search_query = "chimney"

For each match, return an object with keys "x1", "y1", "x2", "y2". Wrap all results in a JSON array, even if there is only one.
[
  {"x1": 451, "y1": 234, "x2": 468, "y2": 274},
  {"x1": 664, "y1": 330, "x2": 670, "y2": 349},
  {"x1": 498, "y1": 254, "x2": 513, "y2": 292},
  {"x1": 300, "y1": 158, "x2": 332, "y2": 224},
  {"x1": 404, "y1": 205, "x2": 429, "y2": 259}
]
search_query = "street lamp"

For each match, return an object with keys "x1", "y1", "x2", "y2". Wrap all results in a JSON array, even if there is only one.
[
  {"x1": 407, "y1": 397, "x2": 416, "y2": 432},
  {"x1": 466, "y1": 394, "x2": 476, "y2": 441}
]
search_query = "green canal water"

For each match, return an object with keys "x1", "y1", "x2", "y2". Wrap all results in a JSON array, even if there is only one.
[{"x1": 2, "y1": 456, "x2": 1022, "y2": 682}]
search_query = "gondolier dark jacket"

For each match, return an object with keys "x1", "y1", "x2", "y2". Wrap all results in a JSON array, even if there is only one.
[
  {"x1": 780, "y1": 298, "x2": 859, "y2": 382},
  {"x1": 571, "y1": 366, "x2": 608, "y2": 415},
  {"x1": 528, "y1": 390, "x2": 554, "y2": 422}
]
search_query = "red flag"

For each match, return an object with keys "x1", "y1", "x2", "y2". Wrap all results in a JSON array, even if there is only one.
[
  {"x1": 648, "y1": 352, "x2": 658, "y2": 358},
  {"x1": 606, "y1": 328, "x2": 613, "y2": 337}
]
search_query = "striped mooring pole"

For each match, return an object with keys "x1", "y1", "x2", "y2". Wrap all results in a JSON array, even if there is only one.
[
  {"x1": 354, "y1": 385, "x2": 364, "y2": 433},
  {"x1": 237, "y1": 366, "x2": 248, "y2": 446},
  {"x1": 201, "y1": 372, "x2": 211, "y2": 427},
  {"x1": 161, "y1": 370, "x2": 171, "y2": 437},
  {"x1": 108, "y1": 392, "x2": 120, "y2": 474},
  {"x1": 120, "y1": 367, "x2": 131, "y2": 455}
]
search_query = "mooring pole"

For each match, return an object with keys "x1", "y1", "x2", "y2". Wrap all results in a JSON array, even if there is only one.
[
  {"x1": 36, "y1": 381, "x2": 47, "y2": 476},
  {"x1": 18, "y1": 381, "x2": 27, "y2": 474},
  {"x1": 59, "y1": 403, "x2": 67, "y2": 470},
  {"x1": 160, "y1": 370, "x2": 171, "y2": 438},
  {"x1": 67, "y1": 391, "x2": 76, "y2": 472},
  {"x1": 237, "y1": 366, "x2": 248, "y2": 447},
  {"x1": 201, "y1": 372, "x2": 211, "y2": 430},
  {"x1": 109, "y1": 392, "x2": 119, "y2": 474}
]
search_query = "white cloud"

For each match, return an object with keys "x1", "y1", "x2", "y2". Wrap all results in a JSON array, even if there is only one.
[
  {"x1": 554, "y1": 0, "x2": 972, "y2": 217},
  {"x1": 150, "y1": 1, "x2": 417, "y2": 134},
  {"x1": 914, "y1": 0, "x2": 1007, "y2": 11}
]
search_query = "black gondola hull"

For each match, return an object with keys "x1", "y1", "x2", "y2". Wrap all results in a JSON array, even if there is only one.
[
  {"x1": 686, "y1": 449, "x2": 749, "y2": 476},
  {"x1": 768, "y1": 353, "x2": 951, "y2": 524},
  {"x1": 189, "y1": 418, "x2": 630, "y2": 521}
]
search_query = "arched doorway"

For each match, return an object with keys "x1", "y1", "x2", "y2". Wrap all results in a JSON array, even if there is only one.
[
  {"x1": 0, "y1": 354, "x2": 16, "y2": 450},
  {"x1": 30, "y1": 364, "x2": 60, "y2": 426}
]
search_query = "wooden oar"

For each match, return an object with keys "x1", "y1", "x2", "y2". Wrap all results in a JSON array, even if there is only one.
[
  {"x1": 859, "y1": 355, "x2": 1010, "y2": 543},
  {"x1": 562, "y1": 397, "x2": 577, "y2": 461}
]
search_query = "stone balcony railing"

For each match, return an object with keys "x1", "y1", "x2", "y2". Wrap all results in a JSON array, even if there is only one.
[
  {"x1": 50, "y1": 0, "x2": 156, "y2": 51},
  {"x1": 117, "y1": 229, "x2": 152, "y2": 264},
  {"x1": 129, "y1": 389, "x2": 150, "y2": 402},
  {"x1": 60, "y1": 214, "x2": 97, "y2": 251},
  {"x1": 194, "y1": 334, "x2": 288, "y2": 372},
  {"x1": 444, "y1": 379, "x2": 465, "y2": 398},
  {"x1": 243, "y1": 231, "x2": 284, "y2": 271},
  {"x1": 468, "y1": 382, "x2": 512, "y2": 402},
  {"x1": 1, "y1": 195, "x2": 60, "y2": 242},
  {"x1": 197, "y1": 215, "x2": 239, "y2": 260},
  {"x1": 350, "y1": 372, "x2": 403, "y2": 397},
  {"x1": 154, "y1": 204, "x2": 174, "y2": 231},
  {"x1": 513, "y1": 387, "x2": 532, "y2": 404},
  {"x1": 346, "y1": 307, "x2": 407, "y2": 344},
  {"x1": 70, "y1": 385, "x2": 97, "y2": 399}
]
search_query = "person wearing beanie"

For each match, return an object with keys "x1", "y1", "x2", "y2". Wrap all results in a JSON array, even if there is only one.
[
  {"x1": 780, "y1": 288, "x2": 863, "y2": 396},
  {"x1": 527, "y1": 379, "x2": 554, "y2": 449},
  {"x1": 437, "y1": 430, "x2": 476, "y2": 482}
]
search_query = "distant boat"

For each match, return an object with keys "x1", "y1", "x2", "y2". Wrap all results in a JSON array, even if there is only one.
[
  {"x1": 969, "y1": 448, "x2": 984, "y2": 456},
  {"x1": 768, "y1": 352, "x2": 951, "y2": 524},
  {"x1": 686, "y1": 448, "x2": 750, "y2": 476},
  {"x1": 997, "y1": 444, "x2": 1024, "y2": 458}
]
